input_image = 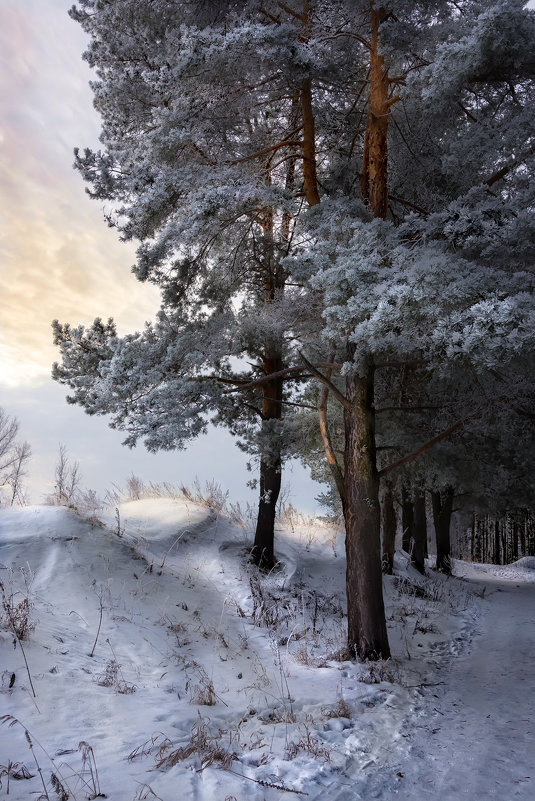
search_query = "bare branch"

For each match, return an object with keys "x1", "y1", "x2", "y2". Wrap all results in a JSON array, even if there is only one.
[
  {"x1": 379, "y1": 398, "x2": 504, "y2": 477},
  {"x1": 222, "y1": 362, "x2": 342, "y2": 393},
  {"x1": 229, "y1": 138, "x2": 303, "y2": 166},
  {"x1": 277, "y1": 1, "x2": 305, "y2": 21},
  {"x1": 485, "y1": 142, "x2": 535, "y2": 188}
]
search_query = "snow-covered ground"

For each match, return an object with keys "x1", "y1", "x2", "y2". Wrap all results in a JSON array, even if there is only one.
[{"x1": 0, "y1": 498, "x2": 533, "y2": 800}]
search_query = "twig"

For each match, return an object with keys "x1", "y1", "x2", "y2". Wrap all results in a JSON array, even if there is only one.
[
  {"x1": 404, "y1": 681, "x2": 445, "y2": 688},
  {"x1": 16, "y1": 636, "x2": 37, "y2": 700},
  {"x1": 89, "y1": 593, "x2": 104, "y2": 657},
  {"x1": 226, "y1": 768, "x2": 309, "y2": 795},
  {"x1": 25, "y1": 730, "x2": 49, "y2": 800}
]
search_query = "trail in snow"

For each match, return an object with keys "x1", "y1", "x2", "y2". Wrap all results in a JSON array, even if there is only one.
[
  {"x1": 2, "y1": 504, "x2": 534, "y2": 801},
  {"x1": 349, "y1": 576, "x2": 535, "y2": 801}
]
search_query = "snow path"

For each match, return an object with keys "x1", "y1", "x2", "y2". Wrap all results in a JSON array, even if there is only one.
[
  {"x1": 347, "y1": 577, "x2": 535, "y2": 801},
  {"x1": 2, "y1": 506, "x2": 534, "y2": 801}
]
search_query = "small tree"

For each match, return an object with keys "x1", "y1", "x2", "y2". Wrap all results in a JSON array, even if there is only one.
[
  {"x1": 0, "y1": 409, "x2": 31, "y2": 507},
  {"x1": 48, "y1": 444, "x2": 81, "y2": 507}
]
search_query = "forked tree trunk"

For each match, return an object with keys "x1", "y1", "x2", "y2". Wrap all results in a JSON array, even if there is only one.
[
  {"x1": 344, "y1": 353, "x2": 390, "y2": 660},
  {"x1": 412, "y1": 493, "x2": 427, "y2": 574},
  {"x1": 299, "y1": 0, "x2": 392, "y2": 658},
  {"x1": 381, "y1": 486, "x2": 396, "y2": 575},
  {"x1": 431, "y1": 487, "x2": 454, "y2": 573},
  {"x1": 341, "y1": 0, "x2": 393, "y2": 659}
]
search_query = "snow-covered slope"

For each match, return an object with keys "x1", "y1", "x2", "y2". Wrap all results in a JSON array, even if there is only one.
[{"x1": 0, "y1": 500, "x2": 532, "y2": 800}]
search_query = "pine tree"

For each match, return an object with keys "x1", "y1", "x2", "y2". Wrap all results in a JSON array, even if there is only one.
[
  {"x1": 287, "y1": 0, "x2": 535, "y2": 657},
  {"x1": 55, "y1": 0, "x2": 535, "y2": 661},
  {"x1": 55, "y1": 0, "x2": 344, "y2": 567}
]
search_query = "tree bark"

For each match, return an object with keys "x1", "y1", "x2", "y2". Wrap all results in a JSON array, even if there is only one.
[
  {"x1": 251, "y1": 193, "x2": 286, "y2": 569},
  {"x1": 431, "y1": 486, "x2": 454, "y2": 574},
  {"x1": 412, "y1": 493, "x2": 427, "y2": 574},
  {"x1": 344, "y1": 353, "x2": 390, "y2": 659},
  {"x1": 381, "y1": 486, "x2": 396, "y2": 575},
  {"x1": 298, "y1": 0, "x2": 392, "y2": 659},
  {"x1": 301, "y1": 76, "x2": 321, "y2": 207},
  {"x1": 252, "y1": 349, "x2": 283, "y2": 569},
  {"x1": 360, "y1": 2, "x2": 390, "y2": 219},
  {"x1": 300, "y1": 2, "x2": 321, "y2": 208},
  {"x1": 318, "y1": 353, "x2": 346, "y2": 507}
]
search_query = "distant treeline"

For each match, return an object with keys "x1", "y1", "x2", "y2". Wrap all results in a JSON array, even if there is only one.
[{"x1": 454, "y1": 512, "x2": 535, "y2": 565}]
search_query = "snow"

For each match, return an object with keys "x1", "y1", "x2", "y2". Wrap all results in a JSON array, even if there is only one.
[{"x1": 1, "y1": 500, "x2": 534, "y2": 800}]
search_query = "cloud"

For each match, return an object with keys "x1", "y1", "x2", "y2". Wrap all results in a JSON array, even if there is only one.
[{"x1": 0, "y1": 0, "x2": 159, "y2": 388}]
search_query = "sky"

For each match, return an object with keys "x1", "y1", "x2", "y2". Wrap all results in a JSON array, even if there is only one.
[
  {"x1": 0, "y1": 0, "x2": 319, "y2": 509},
  {"x1": 4, "y1": 1, "x2": 532, "y2": 509}
]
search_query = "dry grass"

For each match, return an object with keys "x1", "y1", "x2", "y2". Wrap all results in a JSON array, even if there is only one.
[
  {"x1": 188, "y1": 667, "x2": 217, "y2": 706},
  {"x1": 97, "y1": 659, "x2": 136, "y2": 695},
  {"x1": 0, "y1": 573, "x2": 36, "y2": 641},
  {"x1": 130, "y1": 714, "x2": 236, "y2": 772},
  {"x1": 286, "y1": 721, "x2": 331, "y2": 762},
  {"x1": 358, "y1": 659, "x2": 401, "y2": 685},
  {"x1": 0, "y1": 760, "x2": 34, "y2": 794},
  {"x1": 322, "y1": 698, "x2": 352, "y2": 719}
]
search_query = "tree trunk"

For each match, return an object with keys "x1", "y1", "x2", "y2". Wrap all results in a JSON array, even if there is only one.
[
  {"x1": 251, "y1": 198, "x2": 285, "y2": 570},
  {"x1": 252, "y1": 349, "x2": 283, "y2": 569},
  {"x1": 300, "y1": 4, "x2": 321, "y2": 209},
  {"x1": 301, "y1": 76, "x2": 321, "y2": 208},
  {"x1": 381, "y1": 486, "x2": 396, "y2": 575},
  {"x1": 494, "y1": 519, "x2": 501, "y2": 565},
  {"x1": 431, "y1": 487, "x2": 454, "y2": 574},
  {"x1": 344, "y1": 354, "x2": 390, "y2": 660},
  {"x1": 401, "y1": 488, "x2": 414, "y2": 554},
  {"x1": 412, "y1": 493, "x2": 427, "y2": 574},
  {"x1": 359, "y1": 2, "x2": 391, "y2": 219},
  {"x1": 318, "y1": 353, "x2": 346, "y2": 507}
]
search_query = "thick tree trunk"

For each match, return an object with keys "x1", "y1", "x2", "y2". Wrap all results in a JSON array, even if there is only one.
[
  {"x1": 344, "y1": 353, "x2": 390, "y2": 660},
  {"x1": 301, "y1": 76, "x2": 321, "y2": 208},
  {"x1": 299, "y1": 0, "x2": 392, "y2": 658},
  {"x1": 252, "y1": 197, "x2": 285, "y2": 570},
  {"x1": 381, "y1": 487, "x2": 396, "y2": 575},
  {"x1": 360, "y1": 3, "x2": 391, "y2": 219},
  {"x1": 431, "y1": 487, "x2": 454, "y2": 574},
  {"x1": 252, "y1": 350, "x2": 283, "y2": 570},
  {"x1": 412, "y1": 493, "x2": 427, "y2": 574}
]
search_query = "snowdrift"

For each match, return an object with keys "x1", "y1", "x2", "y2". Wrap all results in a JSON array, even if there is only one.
[{"x1": 0, "y1": 500, "x2": 491, "y2": 800}]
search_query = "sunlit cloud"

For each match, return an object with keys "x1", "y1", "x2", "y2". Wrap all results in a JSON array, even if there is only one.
[{"x1": 0, "y1": 0, "x2": 160, "y2": 388}]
